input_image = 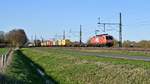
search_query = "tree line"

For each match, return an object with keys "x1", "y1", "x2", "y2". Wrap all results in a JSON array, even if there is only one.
[
  {"x1": 0, "y1": 29, "x2": 150, "y2": 48},
  {"x1": 0, "y1": 29, "x2": 28, "y2": 48},
  {"x1": 123, "y1": 40, "x2": 150, "y2": 48}
]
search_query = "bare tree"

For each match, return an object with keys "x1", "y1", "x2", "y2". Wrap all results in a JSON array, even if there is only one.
[
  {"x1": 6, "y1": 29, "x2": 28, "y2": 47},
  {"x1": 0, "y1": 31, "x2": 5, "y2": 43}
]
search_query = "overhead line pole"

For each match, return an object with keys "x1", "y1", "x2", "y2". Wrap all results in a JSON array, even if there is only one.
[
  {"x1": 80, "y1": 25, "x2": 82, "y2": 45},
  {"x1": 63, "y1": 30, "x2": 65, "y2": 40},
  {"x1": 34, "y1": 35, "x2": 36, "y2": 46},
  {"x1": 119, "y1": 13, "x2": 122, "y2": 47},
  {"x1": 97, "y1": 13, "x2": 123, "y2": 47}
]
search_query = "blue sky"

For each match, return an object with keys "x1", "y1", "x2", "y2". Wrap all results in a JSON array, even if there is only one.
[{"x1": 0, "y1": 0, "x2": 150, "y2": 42}]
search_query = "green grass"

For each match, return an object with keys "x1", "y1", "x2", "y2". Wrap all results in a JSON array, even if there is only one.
[
  {"x1": 0, "y1": 48, "x2": 7, "y2": 55},
  {"x1": 21, "y1": 47, "x2": 150, "y2": 84},
  {"x1": 5, "y1": 50, "x2": 46, "y2": 84}
]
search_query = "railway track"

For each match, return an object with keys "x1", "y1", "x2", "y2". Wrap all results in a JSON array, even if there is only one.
[
  {"x1": 35, "y1": 47, "x2": 150, "y2": 61},
  {"x1": 57, "y1": 47, "x2": 150, "y2": 52},
  {"x1": 51, "y1": 47, "x2": 150, "y2": 61}
]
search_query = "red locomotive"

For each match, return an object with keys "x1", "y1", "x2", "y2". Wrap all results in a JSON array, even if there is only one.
[{"x1": 88, "y1": 34, "x2": 114, "y2": 47}]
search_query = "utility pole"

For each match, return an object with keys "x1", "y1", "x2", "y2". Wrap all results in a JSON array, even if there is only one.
[
  {"x1": 63, "y1": 30, "x2": 65, "y2": 40},
  {"x1": 80, "y1": 25, "x2": 82, "y2": 45},
  {"x1": 97, "y1": 13, "x2": 123, "y2": 47},
  {"x1": 119, "y1": 13, "x2": 122, "y2": 47}
]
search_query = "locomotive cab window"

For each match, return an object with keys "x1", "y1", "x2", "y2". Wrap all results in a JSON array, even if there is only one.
[{"x1": 106, "y1": 36, "x2": 113, "y2": 40}]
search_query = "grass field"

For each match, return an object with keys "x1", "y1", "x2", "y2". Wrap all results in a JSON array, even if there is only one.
[
  {"x1": 0, "y1": 48, "x2": 7, "y2": 55},
  {"x1": 15, "y1": 47, "x2": 150, "y2": 84}
]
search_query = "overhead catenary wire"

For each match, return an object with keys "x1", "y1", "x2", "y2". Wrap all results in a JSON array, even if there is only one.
[{"x1": 97, "y1": 13, "x2": 123, "y2": 47}]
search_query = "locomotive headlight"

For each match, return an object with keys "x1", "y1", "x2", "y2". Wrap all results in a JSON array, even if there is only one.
[{"x1": 96, "y1": 38, "x2": 99, "y2": 42}]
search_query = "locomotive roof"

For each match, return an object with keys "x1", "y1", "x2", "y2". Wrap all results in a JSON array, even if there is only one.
[{"x1": 96, "y1": 34, "x2": 111, "y2": 36}]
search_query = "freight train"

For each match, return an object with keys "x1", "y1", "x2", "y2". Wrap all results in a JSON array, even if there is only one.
[
  {"x1": 28, "y1": 34, "x2": 114, "y2": 47},
  {"x1": 40, "y1": 39, "x2": 72, "y2": 47}
]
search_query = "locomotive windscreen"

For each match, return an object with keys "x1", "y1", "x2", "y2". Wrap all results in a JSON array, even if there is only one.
[{"x1": 106, "y1": 36, "x2": 113, "y2": 40}]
